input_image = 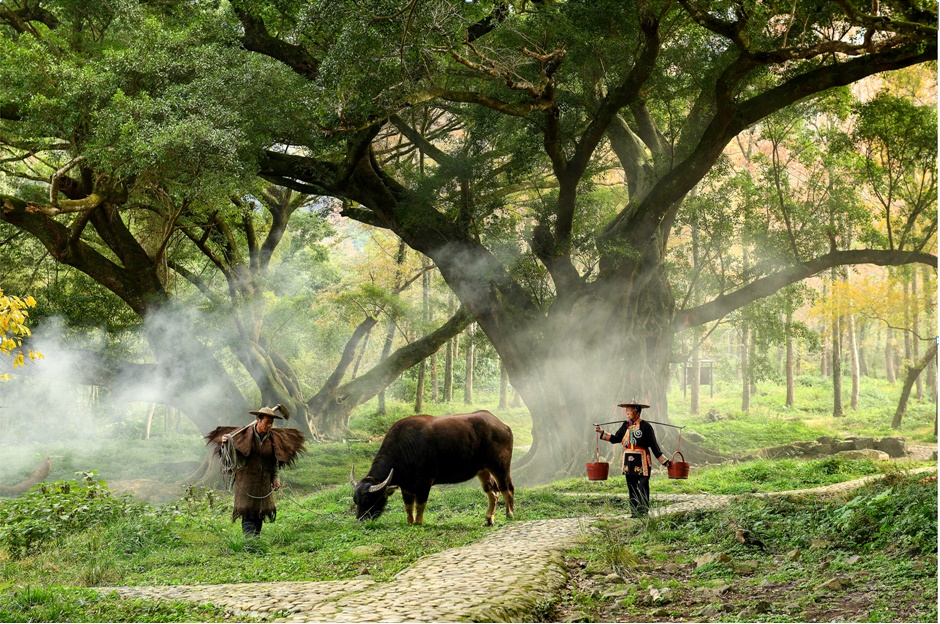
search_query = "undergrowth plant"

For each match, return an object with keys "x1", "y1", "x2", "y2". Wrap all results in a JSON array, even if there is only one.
[{"x1": 0, "y1": 471, "x2": 146, "y2": 558}]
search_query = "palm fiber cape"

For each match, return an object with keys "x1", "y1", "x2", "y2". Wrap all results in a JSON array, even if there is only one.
[{"x1": 206, "y1": 426, "x2": 306, "y2": 523}]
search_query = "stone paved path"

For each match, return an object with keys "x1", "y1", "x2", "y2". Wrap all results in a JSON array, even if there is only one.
[{"x1": 99, "y1": 467, "x2": 937, "y2": 622}]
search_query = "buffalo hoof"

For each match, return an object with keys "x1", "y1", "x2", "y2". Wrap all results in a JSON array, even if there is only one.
[{"x1": 483, "y1": 518, "x2": 495, "y2": 527}]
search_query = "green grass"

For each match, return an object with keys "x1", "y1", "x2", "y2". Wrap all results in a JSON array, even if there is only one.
[
  {"x1": 666, "y1": 376, "x2": 937, "y2": 450},
  {"x1": 0, "y1": 380, "x2": 935, "y2": 622},
  {"x1": 0, "y1": 585, "x2": 240, "y2": 623},
  {"x1": 553, "y1": 469, "x2": 938, "y2": 623}
]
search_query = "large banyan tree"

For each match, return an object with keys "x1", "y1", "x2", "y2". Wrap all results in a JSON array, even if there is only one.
[
  {"x1": 1, "y1": 1, "x2": 937, "y2": 481},
  {"x1": 233, "y1": 0, "x2": 937, "y2": 480}
]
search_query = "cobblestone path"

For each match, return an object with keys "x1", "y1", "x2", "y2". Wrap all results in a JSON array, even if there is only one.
[{"x1": 99, "y1": 467, "x2": 936, "y2": 622}]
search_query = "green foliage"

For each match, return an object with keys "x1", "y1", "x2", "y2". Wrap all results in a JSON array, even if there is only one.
[
  {"x1": 832, "y1": 470, "x2": 938, "y2": 555},
  {"x1": 637, "y1": 471, "x2": 938, "y2": 558},
  {"x1": 0, "y1": 471, "x2": 146, "y2": 558}
]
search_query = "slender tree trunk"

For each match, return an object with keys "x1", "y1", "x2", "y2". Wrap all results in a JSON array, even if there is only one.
[
  {"x1": 414, "y1": 258, "x2": 432, "y2": 413},
  {"x1": 923, "y1": 266, "x2": 937, "y2": 402},
  {"x1": 832, "y1": 272, "x2": 844, "y2": 418},
  {"x1": 445, "y1": 334, "x2": 455, "y2": 402},
  {"x1": 463, "y1": 323, "x2": 475, "y2": 405},
  {"x1": 414, "y1": 360, "x2": 426, "y2": 413},
  {"x1": 377, "y1": 318, "x2": 396, "y2": 415},
  {"x1": 377, "y1": 242, "x2": 408, "y2": 414},
  {"x1": 848, "y1": 312, "x2": 860, "y2": 409},
  {"x1": 741, "y1": 325, "x2": 750, "y2": 411},
  {"x1": 143, "y1": 403, "x2": 156, "y2": 440},
  {"x1": 430, "y1": 352, "x2": 439, "y2": 402},
  {"x1": 892, "y1": 342, "x2": 938, "y2": 429},
  {"x1": 748, "y1": 329, "x2": 757, "y2": 396},
  {"x1": 786, "y1": 308, "x2": 795, "y2": 408},
  {"x1": 885, "y1": 327, "x2": 896, "y2": 383},
  {"x1": 858, "y1": 320, "x2": 869, "y2": 377},
  {"x1": 689, "y1": 222, "x2": 701, "y2": 415},
  {"x1": 351, "y1": 329, "x2": 371, "y2": 378},
  {"x1": 911, "y1": 270, "x2": 923, "y2": 401},
  {"x1": 903, "y1": 275, "x2": 913, "y2": 369}
]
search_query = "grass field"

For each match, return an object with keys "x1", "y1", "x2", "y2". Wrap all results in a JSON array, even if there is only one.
[{"x1": 0, "y1": 378, "x2": 936, "y2": 622}]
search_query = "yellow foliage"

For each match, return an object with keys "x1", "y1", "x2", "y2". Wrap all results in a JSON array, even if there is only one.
[{"x1": 0, "y1": 287, "x2": 43, "y2": 381}]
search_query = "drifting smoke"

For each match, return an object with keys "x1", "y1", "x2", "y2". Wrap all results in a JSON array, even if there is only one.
[{"x1": 0, "y1": 306, "x2": 253, "y2": 488}]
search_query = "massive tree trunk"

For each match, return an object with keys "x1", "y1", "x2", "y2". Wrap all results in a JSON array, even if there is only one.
[{"x1": 431, "y1": 249, "x2": 724, "y2": 483}]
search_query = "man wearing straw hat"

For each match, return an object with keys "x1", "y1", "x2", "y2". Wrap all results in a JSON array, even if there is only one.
[
  {"x1": 595, "y1": 401, "x2": 671, "y2": 518},
  {"x1": 205, "y1": 405, "x2": 306, "y2": 536}
]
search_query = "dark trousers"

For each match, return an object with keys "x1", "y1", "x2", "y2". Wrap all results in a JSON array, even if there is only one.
[
  {"x1": 241, "y1": 513, "x2": 263, "y2": 536},
  {"x1": 626, "y1": 476, "x2": 650, "y2": 517}
]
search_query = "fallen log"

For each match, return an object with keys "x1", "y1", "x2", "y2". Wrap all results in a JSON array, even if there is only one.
[{"x1": 0, "y1": 457, "x2": 52, "y2": 496}]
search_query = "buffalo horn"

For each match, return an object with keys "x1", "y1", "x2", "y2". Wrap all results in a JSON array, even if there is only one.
[
  {"x1": 368, "y1": 468, "x2": 394, "y2": 493},
  {"x1": 349, "y1": 465, "x2": 358, "y2": 488}
]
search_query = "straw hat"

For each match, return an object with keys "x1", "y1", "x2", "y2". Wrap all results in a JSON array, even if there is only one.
[
  {"x1": 617, "y1": 401, "x2": 650, "y2": 410},
  {"x1": 248, "y1": 404, "x2": 290, "y2": 420}
]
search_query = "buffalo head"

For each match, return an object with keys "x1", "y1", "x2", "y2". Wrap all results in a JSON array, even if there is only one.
[{"x1": 350, "y1": 467, "x2": 397, "y2": 521}]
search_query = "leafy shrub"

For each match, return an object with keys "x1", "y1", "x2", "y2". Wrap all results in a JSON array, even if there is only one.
[
  {"x1": 831, "y1": 471, "x2": 938, "y2": 555},
  {"x1": 0, "y1": 471, "x2": 147, "y2": 558}
]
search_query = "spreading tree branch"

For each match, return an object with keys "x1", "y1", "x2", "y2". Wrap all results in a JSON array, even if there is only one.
[{"x1": 675, "y1": 249, "x2": 938, "y2": 332}]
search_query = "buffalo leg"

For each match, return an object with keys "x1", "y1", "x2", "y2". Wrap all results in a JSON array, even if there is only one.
[
  {"x1": 413, "y1": 486, "x2": 431, "y2": 525},
  {"x1": 402, "y1": 490, "x2": 417, "y2": 525},
  {"x1": 478, "y1": 471, "x2": 500, "y2": 526},
  {"x1": 501, "y1": 487, "x2": 515, "y2": 519},
  {"x1": 414, "y1": 500, "x2": 428, "y2": 525},
  {"x1": 490, "y1": 468, "x2": 515, "y2": 520}
]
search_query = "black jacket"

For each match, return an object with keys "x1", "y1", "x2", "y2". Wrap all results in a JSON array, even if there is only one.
[{"x1": 606, "y1": 418, "x2": 667, "y2": 477}]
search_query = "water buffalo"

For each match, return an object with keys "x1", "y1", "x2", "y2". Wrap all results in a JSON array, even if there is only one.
[{"x1": 350, "y1": 410, "x2": 515, "y2": 526}]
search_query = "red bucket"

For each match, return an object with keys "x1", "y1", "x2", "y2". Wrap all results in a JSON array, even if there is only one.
[
  {"x1": 586, "y1": 461, "x2": 609, "y2": 481},
  {"x1": 667, "y1": 451, "x2": 690, "y2": 479},
  {"x1": 586, "y1": 430, "x2": 609, "y2": 480}
]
